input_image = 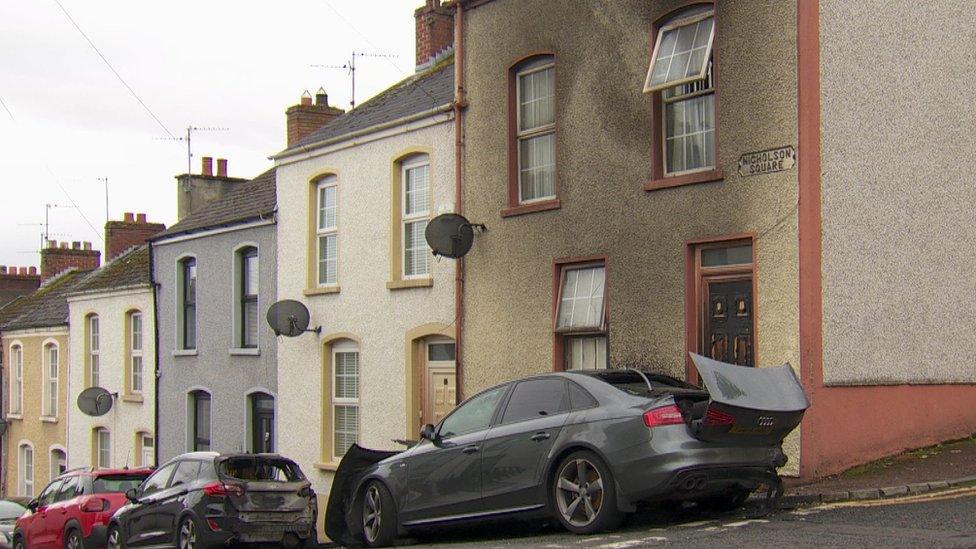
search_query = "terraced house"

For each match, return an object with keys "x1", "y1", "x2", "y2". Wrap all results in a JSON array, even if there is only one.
[
  {"x1": 272, "y1": 0, "x2": 457, "y2": 534},
  {"x1": 453, "y1": 0, "x2": 976, "y2": 479}
]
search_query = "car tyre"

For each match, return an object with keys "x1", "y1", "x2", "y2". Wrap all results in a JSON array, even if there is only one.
[
  {"x1": 106, "y1": 525, "x2": 125, "y2": 549},
  {"x1": 12, "y1": 535, "x2": 25, "y2": 549},
  {"x1": 177, "y1": 515, "x2": 200, "y2": 549},
  {"x1": 64, "y1": 529, "x2": 84, "y2": 549},
  {"x1": 360, "y1": 480, "x2": 397, "y2": 547},
  {"x1": 551, "y1": 450, "x2": 624, "y2": 534}
]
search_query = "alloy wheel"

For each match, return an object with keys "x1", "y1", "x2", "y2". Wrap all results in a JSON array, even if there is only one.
[
  {"x1": 66, "y1": 531, "x2": 83, "y2": 549},
  {"x1": 363, "y1": 484, "x2": 383, "y2": 544},
  {"x1": 555, "y1": 458, "x2": 605, "y2": 527},
  {"x1": 179, "y1": 518, "x2": 197, "y2": 549},
  {"x1": 106, "y1": 529, "x2": 122, "y2": 549}
]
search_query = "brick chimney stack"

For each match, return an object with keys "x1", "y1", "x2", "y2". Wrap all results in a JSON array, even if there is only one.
[
  {"x1": 286, "y1": 88, "x2": 344, "y2": 147},
  {"x1": 415, "y1": 0, "x2": 454, "y2": 71},
  {"x1": 0, "y1": 265, "x2": 41, "y2": 306},
  {"x1": 105, "y1": 212, "x2": 166, "y2": 261},
  {"x1": 40, "y1": 239, "x2": 100, "y2": 282}
]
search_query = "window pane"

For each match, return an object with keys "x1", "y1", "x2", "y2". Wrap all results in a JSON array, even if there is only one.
[
  {"x1": 501, "y1": 379, "x2": 570, "y2": 424},
  {"x1": 404, "y1": 163, "x2": 429, "y2": 216},
  {"x1": 565, "y1": 336, "x2": 608, "y2": 371},
  {"x1": 132, "y1": 356, "x2": 143, "y2": 392},
  {"x1": 438, "y1": 386, "x2": 506, "y2": 439},
  {"x1": 404, "y1": 220, "x2": 429, "y2": 277},
  {"x1": 701, "y1": 244, "x2": 753, "y2": 267},
  {"x1": 519, "y1": 132, "x2": 555, "y2": 202},
  {"x1": 245, "y1": 252, "x2": 259, "y2": 296},
  {"x1": 319, "y1": 185, "x2": 337, "y2": 230},
  {"x1": 647, "y1": 15, "x2": 714, "y2": 89},
  {"x1": 184, "y1": 305, "x2": 196, "y2": 349},
  {"x1": 334, "y1": 352, "x2": 359, "y2": 399},
  {"x1": 131, "y1": 314, "x2": 142, "y2": 351},
  {"x1": 428, "y1": 342, "x2": 456, "y2": 361},
  {"x1": 194, "y1": 393, "x2": 211, "y2": 451},
  {"x1": 91, "y1": 354, "x2": 99, "y2": 389},
  {"x1": 243, "y1": 300, "x2": 258, "y2": 348},
  {"x1": 318, "y1": 235, "x2": 337, "y2": 285},
  {"x1": 98, "y1": 430, "x2": 111, "y2": 468},
  {"x1": 664, "y1": 93, "x2": 715, "y2": 174},
  {"x1": 557, "y1": 265, "x2": 606, "y2": 330},
  {"x1": 334, "y1": 405, "x2": 358, "y2": 458},
  {"x1": 90, "y1": 317, "x2": 99, "y2": 351},
  {"x1": 519, "y1": 65, "x2": 554, "y2": 131}
]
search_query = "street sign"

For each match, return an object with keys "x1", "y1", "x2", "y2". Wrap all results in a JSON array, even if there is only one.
[{"x1": 738, "y1": 146, "x2": 796, "y2": 177}]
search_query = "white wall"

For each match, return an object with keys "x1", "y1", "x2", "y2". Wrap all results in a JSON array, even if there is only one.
[
  {"x1": 67, "y1": 288, "x2": 155, "y2": 469},
  {"x1": 275, "y1": 115, "x2": 455, "y2": 503}
]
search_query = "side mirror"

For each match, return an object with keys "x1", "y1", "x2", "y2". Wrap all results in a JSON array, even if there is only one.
[
  {"x1": 125, "y1": 487, "x2": 139, "y2": 503},
  {"x1": 26, "y1": 499, "x2": 38, "y2": 512},
  {"x1": 419, "y1": 424, "x2": 437, "y2": 441}
]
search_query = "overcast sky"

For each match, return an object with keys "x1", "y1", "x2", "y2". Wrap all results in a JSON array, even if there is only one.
[{"x1": 0, "y1": 0, "x2": 420, "y2": 268}]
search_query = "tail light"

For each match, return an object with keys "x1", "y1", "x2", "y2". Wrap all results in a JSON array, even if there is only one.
[
  {"x1": 643, "y1": 405, "x2": 684, "y2": 428},
  {"x1": 80, "y1": 498, "x2": 109, "y2": 513},
  {"x1": 203, "y1": 482, "x2": 245, "y2": 498},
  {"x1": 207, "y1": 518, "x2": 222, "y2": 531},
  {"x1": 703, "y1": 408, "x2": 735, "y2": 426}
]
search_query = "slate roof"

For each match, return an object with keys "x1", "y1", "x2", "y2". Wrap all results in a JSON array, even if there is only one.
[
  {"x1": 0, "y1": 269, "x2": 93, "y2": 331},
  {"x1": 70, "y1": 245, "x2": 150, "y2": 294},
  {"x1": 152, "y1": 167, "x2": 276, "y2": 241},
  {"x1": 282, "y1": 58, "x2": 455, "y2": 154}
]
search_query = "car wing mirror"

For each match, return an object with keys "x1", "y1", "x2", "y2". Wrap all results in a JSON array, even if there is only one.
[
  {"x1": 419, "y1": 423, "x2": 437, "y2": 442},
  {"x1": 125, "y1": 487, "x2": 140, "y2": 503},
  {"x1": 26, "y1": 498, "x2": 38, "y2": 512}
]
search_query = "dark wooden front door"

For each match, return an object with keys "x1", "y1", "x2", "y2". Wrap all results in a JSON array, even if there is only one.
[
  {"x1": 251, "y1": 394, "x2": 275, "y2": 453},
  {"x1": 703, "y1": 277, "x2": 754, "y2": 366}
]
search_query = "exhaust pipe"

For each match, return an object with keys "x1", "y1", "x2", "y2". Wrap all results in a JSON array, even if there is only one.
[{"x1": 681, "y1": 476, "x2": 706, "y2": 491}]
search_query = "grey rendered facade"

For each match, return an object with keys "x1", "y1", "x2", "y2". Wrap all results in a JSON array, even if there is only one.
[{"x1": 153, "y1": 221, "x2": 277, "y2": 460}]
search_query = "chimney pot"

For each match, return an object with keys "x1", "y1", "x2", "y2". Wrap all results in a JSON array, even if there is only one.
[
  {"x1": 18, "y1": 267, "x2": 28, "y2": 275},
  {"x1": 28, "y1": 266, "x2": 37, "y2": 275},
  {"x1": 217, "y1": 158, "x2": 228, "y2": 177},
  {"x1": 48, "y1": 239, "x2": 57, "y2": 249},
  {"x1": 315, "y1": 88, "x2": 329, "y2": 106},
  {"x1": 202, "y1": 156, "x2": 214, "y2": 176},
  {"x1": 0, "y1": 266, "x2": 6, "y2": 274},
  {"x1": 124, "y1": 212, "x2": 135, "y2": 223},
  {"x1": 300, "y1": 90, "x2": 312, "y2": 106},
  {"x1": 83, "y1": 241, "x2": 92, "y2": 250},
  {"x1": 60, "y1": 242, "x2": 69, "y2": 249},
  {"x1": 136, "y1": 213, "x2": 147, "y2": 223},
  {"x1": 72, "y1": 241, "x2": 81, "y2": 250}
]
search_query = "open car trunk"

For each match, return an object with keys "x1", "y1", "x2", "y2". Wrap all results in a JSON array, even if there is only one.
[{"x1": 684, "y1": 353, "x2": 809, "y2": 446}]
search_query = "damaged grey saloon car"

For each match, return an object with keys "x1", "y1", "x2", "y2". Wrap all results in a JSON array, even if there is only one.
[{"x1": 326, "y1": 353, "x2": 809, "y2": 547}]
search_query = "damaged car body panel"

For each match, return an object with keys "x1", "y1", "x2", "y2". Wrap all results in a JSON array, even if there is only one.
[{"x1": 326, "y1": 354, "x2": 810, "y2": 546}]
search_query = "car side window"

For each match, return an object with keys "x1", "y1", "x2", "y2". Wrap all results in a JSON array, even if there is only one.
[
  {"x1": 439, "y1": 386, "x2": 508, "y2": 439},
  {"x1": 501, "y1": 378, "x2": 570, "y2": 424},
  {"x1": 37, "y1": 480, "x2": 63, "y2": 507},
  {"x1": 170, "y1": 460, "x2": 201, "y2": 488},
  {"x1": 568, "y1": 380, "x2": 598, "y2": 409},
  {"x1": 141, "y1": 462, "x2": 177, "y2": 496},
  {"x1": 55, "y1": 475, "x2": 80, "y2": 502}
]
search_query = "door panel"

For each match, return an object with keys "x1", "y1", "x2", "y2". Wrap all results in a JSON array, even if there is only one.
[
  {"x1": 427, "y1": 368, "x2": 456, "y2": 426},
  {"x1": 481, "y1": 414, "x2": 566, "y2": 510},
  {"x1": 400, "y1": 431, "x2": 486, "y2": 522},
  {"x1": 704, "y1": 279, "x2": 754, "y2": 366}
]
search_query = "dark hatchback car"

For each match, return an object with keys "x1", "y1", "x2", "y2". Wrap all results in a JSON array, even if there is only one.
[
  {"x1": 106, "y1": 453, "x2": 317, "y2": 548},
  {"x1": 327, "y1": 354, "x2": 809, "y2": 547}
]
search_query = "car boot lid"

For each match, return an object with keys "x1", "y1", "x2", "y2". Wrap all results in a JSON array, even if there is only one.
[{"x1": 690, "y1": 353, "x2": 809, "y2": 413}]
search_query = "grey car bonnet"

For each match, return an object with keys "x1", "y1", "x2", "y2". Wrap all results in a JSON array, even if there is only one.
[{"x1": 690, "y1": 353, "x2": 810, "y2": 412}]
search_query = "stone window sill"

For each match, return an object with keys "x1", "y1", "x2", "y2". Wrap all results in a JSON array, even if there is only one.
[
  {"x1": 314, "y1": 461, "x2": 342, "y2": 472},
  {"x1": 40, "y1": 416, "x2": 58, "y2": 424},
  {"x1": 173, "y1": 349, "x2": 198, "y2": 357},
  {"x1": 230, "y1": 348, "x2": 260, "y2": 356},
  {"x1": 644, "y1": 168, "x2": 724, "y2": 192},
  {"x1": 304, "y1": 286, "x2": 340, "y2": 296},
  {"x1": 501, "y1": 199, "x2": 561, "y2": 218},
  {"x1": 121, "y1": 394, "x2": 144, "y2": 404},
  {"x1": 6, "y1": 414, "x2": 22, "y2": 421},
  {"x1": 386, "y1": 278, "x2": 433, "y2": 290}
]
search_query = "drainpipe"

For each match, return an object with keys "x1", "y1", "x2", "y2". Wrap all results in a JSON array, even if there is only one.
[
  {"x1": 453, "y1": 0, "x2": 467, "y2": 401},
  {"x1": 148, "y1": 242, "x2": 161, "y2": 466}
]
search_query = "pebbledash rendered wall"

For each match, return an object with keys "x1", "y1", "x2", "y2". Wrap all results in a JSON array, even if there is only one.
[
  {"x1": 66, "y1": 288, "x2": 155, "y2": 469},
  {"x1": 459, "y1": 0, "x2": 801, "y2": 470},
  {"x1": 274, "y1": 114, "x2": 455, "y2": 535},
  {"x1": 796, "y1": 0, "x2": 976, "y2": 477},
  {"x1": 153, "y1": 223, "x2": 277, "y2": 461}
]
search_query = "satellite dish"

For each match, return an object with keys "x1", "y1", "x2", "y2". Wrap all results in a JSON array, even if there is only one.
[
  {"x1": 78, "y1": 387, "x2": 114, "y2": 417},
  {"x1": 425, "y1": 213, "x2": 486, "y2": 259},
  {"x1": 266, "y1": 299, "x2": 321, "y2": 337}
]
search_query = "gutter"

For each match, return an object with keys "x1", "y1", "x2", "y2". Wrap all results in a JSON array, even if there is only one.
[
  {"x1": 148, "y1": 242, "x2": 161, "y2": 466},
  {"x1": 453, "y1": 0, "x2": 467, "y2": 401},
  {"x1": 271, "y1": 103, "x2": 455, "y2": 164}
]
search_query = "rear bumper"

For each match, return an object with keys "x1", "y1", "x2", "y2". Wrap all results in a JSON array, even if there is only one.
[
  {"x1": 206, "y1": 516, "x2": 316, "y2": 544},
  {"x1": 608, "y1": 425, "x2": 786, "y2": 504}
]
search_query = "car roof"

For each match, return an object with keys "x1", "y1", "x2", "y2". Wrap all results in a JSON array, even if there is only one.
[{"x1": 59, "y1": 467, "x2": 154, "y2": 479}]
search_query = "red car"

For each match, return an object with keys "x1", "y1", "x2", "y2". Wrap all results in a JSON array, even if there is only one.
[{"x1": 12, "y1": 467, "x2": 152, "y2": 549}]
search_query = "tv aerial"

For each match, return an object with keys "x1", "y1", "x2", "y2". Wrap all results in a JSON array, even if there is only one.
[
  {"x1": 311, "y1": 51, "x2": 398, "y2": 109},
  {"x1": 266, "y1": 300, "x2": 321, "y2": 337},
  {"x1": 77, "y1": 387, "x2": 115, "y2": 417},
  {"x1": 425, "y1": 214, "x2": 487, "y2": 259}
]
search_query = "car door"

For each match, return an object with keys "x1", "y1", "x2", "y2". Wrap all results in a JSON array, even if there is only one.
[
  {"x1": 124, "y1": 462, "x2": 177, "y2": 546},
  {"x1": 481, "y1": 378, "x2": 572, "y2": 510},
  {"x1": 48, "y1": 475, "x2": 81, "y2": 548},
  {"x1": 399, "y1": 385, "x2": 509, "y2": 524},
  {"x1": 155, "y1": 460, "x2": 201, "y2": 541},
  {"x1": 26, "y1": 479, "x2": 62, "y2": 548}
]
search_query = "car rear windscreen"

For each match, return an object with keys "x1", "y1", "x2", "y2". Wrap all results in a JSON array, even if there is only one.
[
  {"x1": 219, "y1": 457, "x2": 305, "y2": 482},
  {"x1": 589, "y1": 370, "x2": 701, "y2": 396},
  {"x1": 92, "y1": 474, "x2": 149, "y2": 494}
]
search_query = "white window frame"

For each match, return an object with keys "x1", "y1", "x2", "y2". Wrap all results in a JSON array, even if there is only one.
[
  {"x1": 140, "y1": 433, "x2": 154, "y2": 467},
  {"x1": 516, "y1": 59, "x2": 556, "y2": 204},
  {"x1": 556, "y1": 263, "x2": 608, "y2": 333},
  {"x1": 42, "y1": 342, "x2": 59, "y2": 419},
  {"x1": 18, "y1": 442, "x2": 33, "y2": 497},
  {"x1": 316, "y1": 177, "x2": 339, "y2": 287},
  {"x1": 89, "y1": 315, "x2": 100, "y2": 387},
  {"x1": 130, "y1": 312, "x2": 144, "y2": 393},
  {"x1": 331, "y1": 341, "x2": 360, "y2": 462},
  {"x1": 95, "y1": 428, "x2": 111, "y2": 469},
  {"x1": 187, "y1": 389, "x2": 213, "y2": 452},
  {"x1": 49, "y1": 447, "x2": 67, "y2": 480},
  {"x1": 643, "y1": 10, "x2": 716, "y2": 93},
  {"x1": 401, "y1": 156, "x2": 431, "y2": 279},
  {"x1": 9, "y1": 343, "x2": 23, "y2": 417},
  {"x1": 176, "y1": 256, "x2": 198, "y2": 351}
]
